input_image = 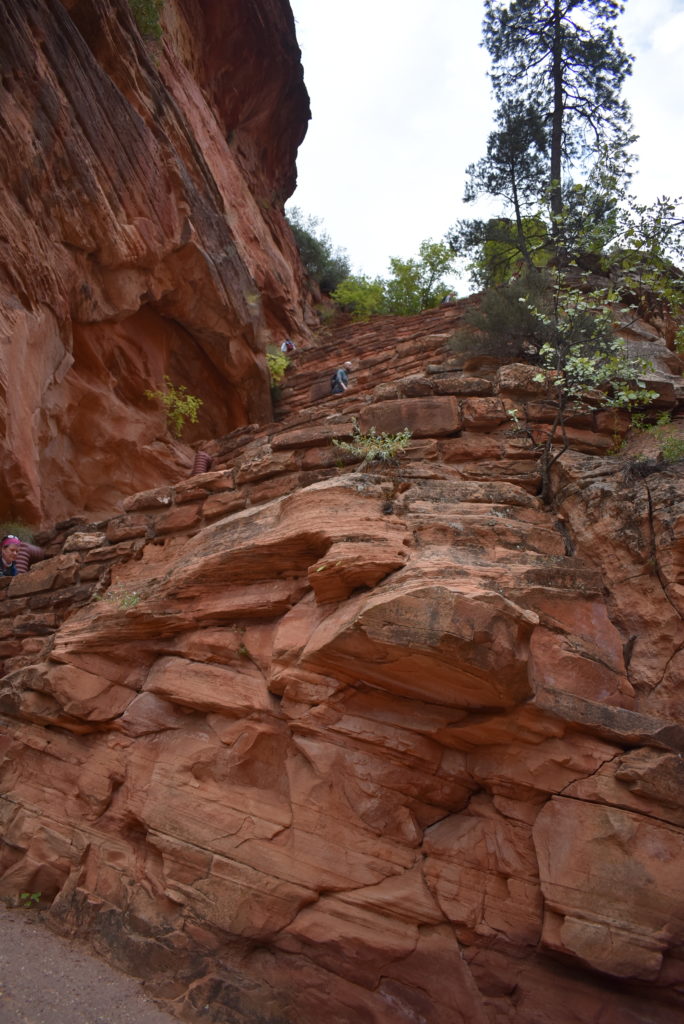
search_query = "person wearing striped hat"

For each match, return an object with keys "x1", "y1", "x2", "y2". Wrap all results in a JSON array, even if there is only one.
[{"x1": 0, "y1": 536, "x2": 20, "y2": 576}]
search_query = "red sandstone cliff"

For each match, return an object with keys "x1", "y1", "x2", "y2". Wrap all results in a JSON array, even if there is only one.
[
  {"x1": 0, "y1": 0, "x2": 310, "y2": 527},
  {"x1": 0, "y1": 300, "x2": 683, "y2": 1023},
  {"x1": 2, "y1": 3, "x2": 684, "y2": 1022}
]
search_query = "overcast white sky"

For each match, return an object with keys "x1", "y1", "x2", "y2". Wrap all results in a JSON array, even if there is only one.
[{"x1": 287, "y1": 0, "x2": 684, "y2": 291}]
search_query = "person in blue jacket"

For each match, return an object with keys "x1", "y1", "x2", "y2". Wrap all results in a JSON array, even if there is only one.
[
  {"x1": 0, "y1": 536, "x2": 20, "y2": 576},
  {"x1": 331, "y1": 361, "x2": 353, "y2": 395}
]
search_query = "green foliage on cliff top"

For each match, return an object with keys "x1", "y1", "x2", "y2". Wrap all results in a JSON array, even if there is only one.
[
  {"x1": 286, "y1": 208, "x2": 351, "y2": 294},
  {"x1": 332, "y1": 239, "x2": 458, "y2": 321}
]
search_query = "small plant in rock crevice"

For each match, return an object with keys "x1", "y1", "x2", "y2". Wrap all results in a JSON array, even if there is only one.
[
  {"x1": 145, "y1": 376, "x2": 202, "y2": 438},
  {"x1": 607, "y1": 432, "x2": 625, "y2": 456},
  {"x1": 660, "y1": 435, "x2": 684, "y2": 462},
  {"x1": 332, "y1": 420, "x2": 412, "y2": 468},
  {"x1": 97, "y1": 585, "x2": 142, "y2": 610},
  {"x1": 19, "y1": 891, "x2": 41, "y2": 908},
  {"x1": 628, "y1": 411, "x2": 684, "y2": 463},
  {"x1": 266, "y1": 350, "x2": 290, "y2": 386}
]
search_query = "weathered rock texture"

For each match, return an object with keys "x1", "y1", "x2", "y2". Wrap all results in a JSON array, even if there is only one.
[
  {"x1": 0, "y1": 0, "x2": 310, "y2": 526},
  {"x1": 0, "y1": 301, "x2": 683, "y2": 1023}
]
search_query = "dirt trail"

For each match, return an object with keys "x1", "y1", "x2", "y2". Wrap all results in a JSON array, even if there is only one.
[{"x1": 0, "y1": 905, "x2": 179, "y2": 1024}]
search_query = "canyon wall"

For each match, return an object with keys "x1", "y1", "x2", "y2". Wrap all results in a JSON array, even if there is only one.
[
  {"x1": 1, "y1": 2, "x2": 684, "y2": 1021},
  {"x1": 0, "y1": 0, "x2": 310, "y2": 527},
  {"x1": 0, "y1": 303, "x2": 683, "y2": 1023}
]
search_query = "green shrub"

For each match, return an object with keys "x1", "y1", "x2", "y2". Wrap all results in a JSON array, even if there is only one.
[
  {"x1": 286, "y1": 208, "x2": 351, "y2": 293},
  {"x1": 19, "y1": 891, "x2": 41, "y2": 909},
  {"x1": 661, "y1": 435, "x2": 684, "y2": 462},
  {"x1": 98, "y1": 584, "x2": 141, "y2": 610},
  {"x1": 462, "y1": 267, "x2": 659, "y2": 503},
  {"x1": 451, "y1": 268, "x2": 553, "y2": 361},
  {"x1": 145, "y1": 376, "x2": 202, "y2": 437},
  {"x1": 631, "y1": 411, "x2": 671, "y2": 432},
  {"x1": 266, "y1": 350, "x2": 290, "y2": 385},
  {"x1": 630, "y1": 411, "x2": 684, "y2": 462},
  {"x1": 128, "y1": 0, "x2": 164, "y2": 39},
  {"x1": 314, "y1": 303, "x2": 337, "y2": 325},
  {"x1": 332, "y1": 421, "x2": 412, "y2": 468}
]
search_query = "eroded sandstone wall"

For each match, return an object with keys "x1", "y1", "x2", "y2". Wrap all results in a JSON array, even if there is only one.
[
  {"x1": 0, "y1": 303, "x2": 683, "y2": 1023},
  {"x1": 0, "y1": 0, "x2": 310, "y2": 526}
]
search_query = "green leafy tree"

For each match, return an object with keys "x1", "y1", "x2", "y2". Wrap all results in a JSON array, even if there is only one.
[
  {"x1": 554, "y1": 158, "x2": 684, "y2": 320},
  {"x1": 509, "y1": 270, "x2": 658, "y2": 502},
  {"x1": 333, "y1": 240, "x2": 458, "y2": 320},
  {"x1": 453, "y1": 180, "x2": 680, "y2": 504},
  {"x1": 385, "y1": 240, "x2": 458, "y2": 314},
  {"x1": 612, "y1": 194, "x2": 684, "y2": 319},
  {"x1": 286, "y1": 207, "x2": 351, "y2": 293},
  {"x1": 332, "y1": 275, "x2": 388, "y2": 320},
  {"x1": 451, "y1": 149, "x2": 627, "y2": 288}
]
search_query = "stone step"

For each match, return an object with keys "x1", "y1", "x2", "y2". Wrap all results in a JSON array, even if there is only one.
[{"x1": 272, "y1": 301, "x2": 478, "y2": 421}]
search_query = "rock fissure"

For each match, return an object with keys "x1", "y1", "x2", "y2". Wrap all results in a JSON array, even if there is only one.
[{"x1": 644, "y1": 478, "x2": 683, "y2": 623}]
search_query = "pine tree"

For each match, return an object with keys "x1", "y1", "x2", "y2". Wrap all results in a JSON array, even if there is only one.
[
  {"x1": 461, "y1": 99, "x2": 548, "y2": 274},
  {"x1": 483, "y1": 0, "x2": 634, "y2": 222}
]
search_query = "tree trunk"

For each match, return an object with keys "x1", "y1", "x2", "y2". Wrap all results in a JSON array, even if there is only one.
[
  {"x1": 510, "y1": 167, "x2": 534, "y2": 272},
  {"x1": 550, "y1": 0, "x2": 564, "y2": 228}
]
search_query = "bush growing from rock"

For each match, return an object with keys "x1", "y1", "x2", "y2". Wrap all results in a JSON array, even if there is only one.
[
  {"x1": 286, "y1": 208, "x2": 350, "y2": 294},
  {"x1": 266, "y1": 350, "x2": 290, "y2": 386},
  {"x1": 145, "y1": 376, "x2": 202, "y2": 438},
  {"x1": 333, "y1": 421, "x2": 412, "y2": 468}
]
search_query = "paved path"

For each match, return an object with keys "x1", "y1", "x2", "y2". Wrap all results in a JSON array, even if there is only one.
[{"x1": 0, "y1": 905, "x2": 179, "y2": 1024}]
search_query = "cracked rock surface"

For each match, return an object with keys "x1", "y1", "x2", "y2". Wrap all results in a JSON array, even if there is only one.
[{"x1": 1, "y1": 298, "x2": 682, "y2": 1022}]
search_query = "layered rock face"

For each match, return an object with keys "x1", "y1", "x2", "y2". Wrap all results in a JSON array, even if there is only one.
[
  {"x1": 0, "y1": 0, "x2": 310, "y2": 526},
  {"x1": 0, "y1": 303, "x2": 683, "y2": 1023}
]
